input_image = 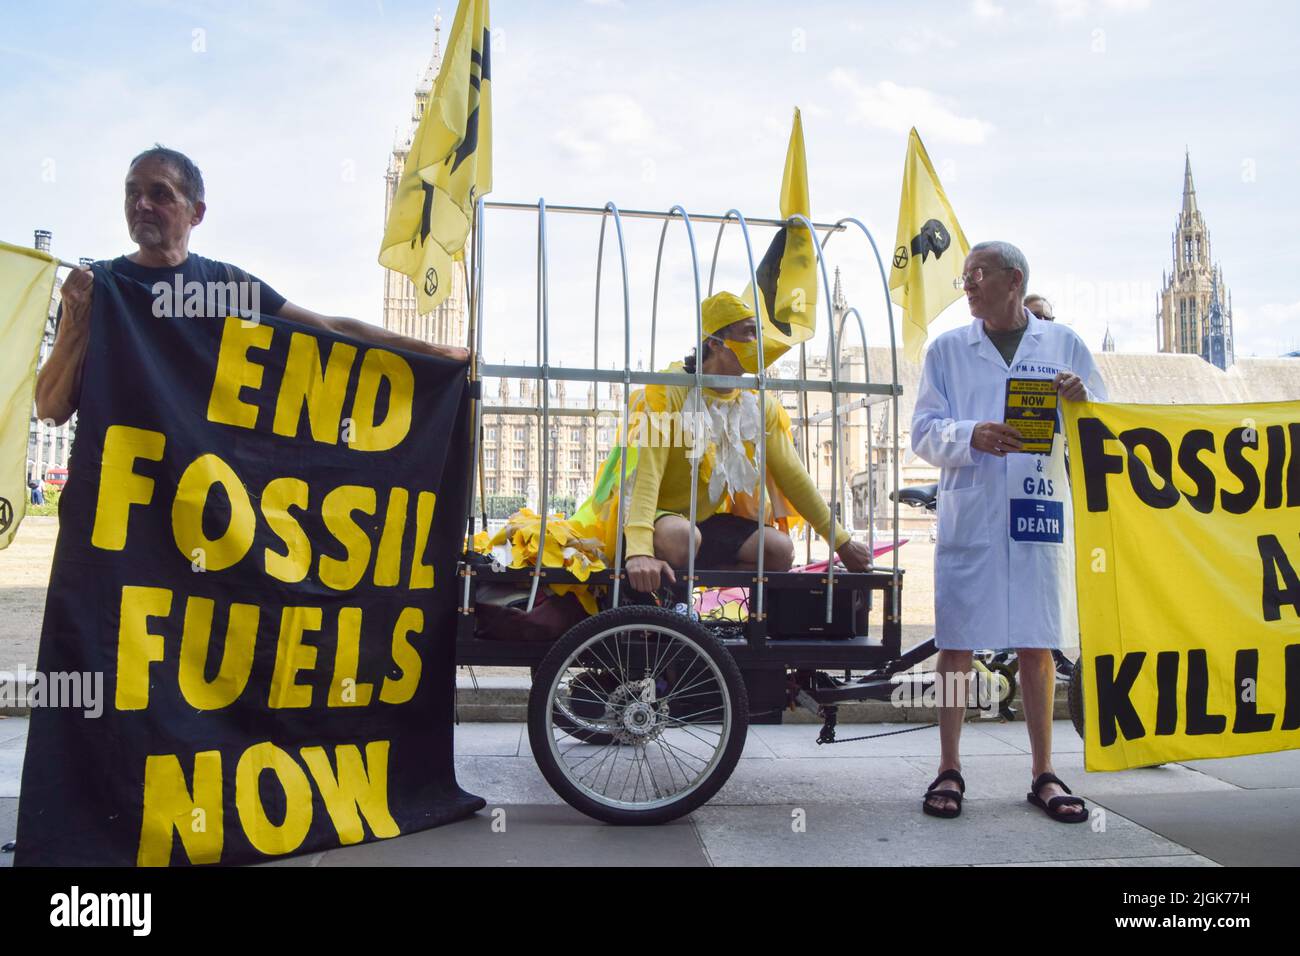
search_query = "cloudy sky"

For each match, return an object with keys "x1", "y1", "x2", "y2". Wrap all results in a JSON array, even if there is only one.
[{"x1": 3, "y1": 0, "x2": 1297, "y2": 367}]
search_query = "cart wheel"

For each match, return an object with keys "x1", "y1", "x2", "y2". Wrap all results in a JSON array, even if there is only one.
[
  {"x1": 528, "y1": 604, "x2": 748, "y2": 825},
  {"x1": 552, "y1": 669, "x2": 619, "y2": 746},
  {"x1": 1068, "y1": 660, "x2": 1084, "y2": 740}
]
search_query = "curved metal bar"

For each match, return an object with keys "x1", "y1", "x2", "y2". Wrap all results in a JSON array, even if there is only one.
[
  {"x1": 596, "y1": 202, "x2": 634, "y2": 608},
  {"x1": 462, "y1": 196, "x2": 488, "y2": 616},
  {"x1": 823, "y1": 217, "x2": 904, "y2": 606},
  {"x1": 526, "y1": 199, "x2": 552, "y2": 612},
  {"x1": 838, "y1": 305, "x2": 873, "y2": 557},
  {"x1": 706, "y1": 217, "x2": 729, "y2": 297},
  {"x1": 715, "y1": 209, "x2": 767, "y2": 621},
  {"x1": 798, "y1": 341, "x2": 812, "y2": 566},
  {"x1": 591, "y1": 212, "x2": 609, "y2": 489},
  {"x1": 789, "y1": 213, "x2": 843, "y2": 624},
  {"x1": 648, "y1": 218, "x2": 672, "y2": 371},
  {"x1": 669, "y1": 207, "x2": 707, "y2": 604}
]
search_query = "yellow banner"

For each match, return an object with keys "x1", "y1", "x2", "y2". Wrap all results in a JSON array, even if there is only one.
[
  {"x1": 1065, "y1": 400, "x2": 1300, "y2": 771},
  {"x1": 0, "y1": 241, "x2": 58, "y2": 550}
]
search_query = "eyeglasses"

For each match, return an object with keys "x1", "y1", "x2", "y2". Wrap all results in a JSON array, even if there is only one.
[{"x1": 953, "y1": 266, "x2": 1014, "y2": 290}]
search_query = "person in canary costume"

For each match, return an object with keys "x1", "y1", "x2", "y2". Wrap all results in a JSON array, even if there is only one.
[{"x1": 575, "y1": 291, "x2": 874, "y2": 597}]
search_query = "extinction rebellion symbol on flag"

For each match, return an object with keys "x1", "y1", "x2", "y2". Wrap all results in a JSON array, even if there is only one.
[
  {"x1": 0, "y1": 497, "x2": 13, "y2": 535},
  {"x1": 892, "y1": 246, "x2": 909, "y2": 269},
  {"x1": 909, "y1": 219, "x2": 952, "y2": 263},
  {"x1": 424, "y1": 267, "x2": 439, "y2": 297}
]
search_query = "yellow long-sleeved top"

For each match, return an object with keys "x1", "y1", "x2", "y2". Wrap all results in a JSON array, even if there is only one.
[{"x1": 624, "y1": 385, "x2": 851, "y2": 559}]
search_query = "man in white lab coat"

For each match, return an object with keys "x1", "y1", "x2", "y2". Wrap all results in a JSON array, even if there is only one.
[{"x1": 911, "y1": 240, "x2": 1106, "y2": 822}]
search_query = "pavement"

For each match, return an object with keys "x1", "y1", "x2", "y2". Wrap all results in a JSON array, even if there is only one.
[{"x1": 3, "y1": 714, "x2": 1297, "y2": 867}]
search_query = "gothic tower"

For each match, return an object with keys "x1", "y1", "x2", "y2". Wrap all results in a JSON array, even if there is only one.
[
  {"x1": 382, "y1": 14, "x2": 469, "y2": 349},
  {"x1": 1157, "y1": 152, "x2": 1234, "y2": 369}
]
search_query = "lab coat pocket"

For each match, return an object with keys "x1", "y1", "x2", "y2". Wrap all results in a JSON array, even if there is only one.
[{"x1": 936, "y1": 484, "x2": 990, "y2": 551}]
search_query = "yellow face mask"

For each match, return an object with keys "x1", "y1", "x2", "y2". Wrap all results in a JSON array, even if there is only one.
[{"x1": 708, "y1": 335, "x2": 762, "y2": 374}]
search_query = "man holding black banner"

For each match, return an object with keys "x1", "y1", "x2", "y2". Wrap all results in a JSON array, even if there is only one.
[
  {"x1": 17, "y1": 146, "x2": 482, "y2": 867},
  {"x1": 35, "y1": 145, "x2": 466, "y2": 426},
  {"x1": 911, "y1": 240, "x2": 1106, "y2": 824}
]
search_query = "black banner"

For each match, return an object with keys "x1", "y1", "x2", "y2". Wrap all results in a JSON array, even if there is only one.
[{"x1": 15, "y1": 265, "x2": 483, "y2": 865}]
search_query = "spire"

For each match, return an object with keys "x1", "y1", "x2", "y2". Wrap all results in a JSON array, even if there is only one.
[
  {"x1": 416, "y1": 12, "x2": 444, "y2": 94},
  {"x1": 1102, "y1": 325, "x2": 1115, "y2": 353},
  {"x1": 1182, "y1": 149, "x2": 1198, "y2": 216},
  {"x1": 832, "y1": 266, "x2": 847, "y2": 317}
]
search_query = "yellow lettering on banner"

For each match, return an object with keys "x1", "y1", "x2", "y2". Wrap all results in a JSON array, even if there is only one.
[
  {"x1": 116, "y1": 586, "x2": 173, "y2": 710},
  {"x1": 171, "y1": 453, "x2": 257, "y2": 571},
  {"x1": 207, "y1": 316, "x2": 274, "y2": 429},
  {"x1": 349, "y1": 349, "x2": 414, "y2": 452},
  {"x1": 1067, "y1": 400, "x2": 1300, "y2": 771},
  {"x1": 300, "y1": 741, "x2": 399, "y2": 844},
  {"x1": 409, "y1": 491, "x2": 437, "y2": 589},
  {"x1": 272, "y1": 333, "x2": 357, "y2": 443},
  {"x1": 178, "y1": 597, "x2": 259, "y2": 710},
  {"x1": 137, "y1": 751, "x2": 224, "y2": 866},
  {"x1": 328, "y1": 607, "x2": 374, "y2": 707},
  {"x1": 319, "y1": 485, "x2": 377, "y2": 590},
  {"x1": 268, "y1": 606, "x2": 321, "y2": 709},
  {"x1": 91, "y1": 426, "x2": 165, "y2": 551},
  {"x1": 380, "y1": 607, "x2": 424, "y2": 705},
  {"x1": 373, "y1": 488, "x2": 410, "y2": 587},
  {"x1": 235, "y1": 742, "x2": 313, "y2": 857},
  {"x1": 262, "y1": 477, "x2": 311, "y2": 583}
]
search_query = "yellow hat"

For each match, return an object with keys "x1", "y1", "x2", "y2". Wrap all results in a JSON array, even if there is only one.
[{"x1": 701, "y1": 291, "x2": 757, "y2": 338}]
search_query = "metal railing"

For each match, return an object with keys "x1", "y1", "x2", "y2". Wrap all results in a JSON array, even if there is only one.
[{"x1": 461, "y1": 198, "x2": 903, "y2": 625}]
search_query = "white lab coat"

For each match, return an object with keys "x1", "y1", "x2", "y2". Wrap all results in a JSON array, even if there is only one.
[{"x1": 911, "y1": 311, "x2": 1107, "y2": 650}]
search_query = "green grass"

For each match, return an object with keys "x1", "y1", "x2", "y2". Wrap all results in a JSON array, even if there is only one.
[{"x1": 27, "y1": 486, "x2": 61, "y2": 517}]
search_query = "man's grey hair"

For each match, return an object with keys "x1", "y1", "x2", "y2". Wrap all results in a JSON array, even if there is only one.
[
  {"x1": 129, "y1": 144, "x2": 205, "y2": 205},
  {"x1": 970, "y1": 240, "x2": 1029, "y2": 291}
]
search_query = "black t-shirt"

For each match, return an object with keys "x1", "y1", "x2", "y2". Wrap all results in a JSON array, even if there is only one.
[
  {"x1": 986, "y1": 323, "x2": 1026, "y2": 366},
  {"x1": 107, "y1": 252, "x2": 287, "y2": 318}
]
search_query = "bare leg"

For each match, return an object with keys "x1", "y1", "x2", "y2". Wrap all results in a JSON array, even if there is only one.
[
  {"x1": 927, "y1": 648, "x2": 973, "y2": 814},
  {"x1": 1017, "y1": 647, "x2": 1073, "y2": 816},
  {"x1": 734, "y1": 527, "x2": 794, "y2": 571},
  {"x1": 651, "y1": 515, "x2": 700, "y2": 569}
]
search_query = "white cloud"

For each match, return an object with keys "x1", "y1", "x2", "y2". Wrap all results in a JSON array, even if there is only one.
[
  {"x1": 1247, "y1": 300, "x2": 1300, "y2": 355},
  {"x1": 551, "y1": 93, "x2": 656, "y2": 170},
  {"x1": 829, "y1": 70, "x2": 993, "y2": 145},
  {"x1": 972, "y1": 0, "x2": 1006, "y2": 19},
  {"x1": 1040, "y1": 0, "x2": 1151, "y2": 17},
  {"x1": 1045, "y1": 0, "x2": 1088, "y2": 16},
  {"x1": 893, "y1": 27, "x2": 958, "y2": 55}
]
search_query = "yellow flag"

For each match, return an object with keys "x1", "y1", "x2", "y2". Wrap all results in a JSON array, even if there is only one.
[
  {"x1": 379, "y1": 0, "x2": 492, "y2": 314},
  {"x1": 889, "y1": 128, "x2": 969, "y2": 363},
  {"x1": 742, "y1": 107, "x2": 817, "y2": 368},
  {"x1": 0, "y1": 240, "x2": 58, "y2": 549}
]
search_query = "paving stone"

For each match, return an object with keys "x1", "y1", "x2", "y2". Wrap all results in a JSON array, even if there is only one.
[
  {"x1": 315, "y1": 804, "x2": 709, "y2": 867},
  {"x1": 1094, "y1": 789, "x2": 1300, "y2": 867},
  {"x1": 1178, "y1": 749, "x2": 1300, "y2": 790},
  {"x1": 453, "y1": 722, "x2": 523, "y2": 756},
  {"x1": 691, "y1": 800, "x2": 1200, "y2": 867},
  {"x1": 0, "y1": 751, "x2": 24, "y2": 799},
  {"x1": 749, "y1": 722, "x2": 1028, "y2": 759}
]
